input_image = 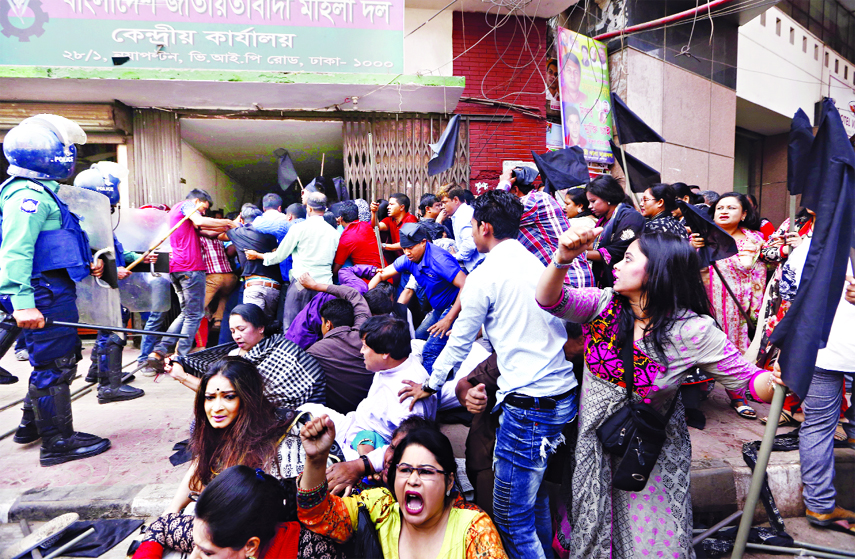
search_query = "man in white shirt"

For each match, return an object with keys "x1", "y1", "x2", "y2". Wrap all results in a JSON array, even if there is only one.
[
  {"x1": 784, "y1": 240, "x2": 855, "y2": 528},
  {"x1": 440, "y1": 186, "x2": 484, "y2": 272},
  {"x1": 400, "y1": 189, "x2": 577, "y2": 559},
  {"x1": 300, "y1": 314, "x2": 436, "y2": 473},
  {"x1": 246, "y1": 192, "x2": 338, "y2": 326}
]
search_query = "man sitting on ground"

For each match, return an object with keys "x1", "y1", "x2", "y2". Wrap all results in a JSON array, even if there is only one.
[{"x1": 299, "y1": 314, "x2": 436, "y2": 474}]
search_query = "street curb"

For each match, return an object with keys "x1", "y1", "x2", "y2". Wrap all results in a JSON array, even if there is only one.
[{"x1": 1, "y1": 450, "x2": 851, "y2": 523}]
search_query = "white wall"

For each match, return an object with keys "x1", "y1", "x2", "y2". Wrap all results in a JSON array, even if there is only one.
[
  {"x1": 737, "y1": 7, "x2": 824, "y2": 123},
  {"x1": 404, "y1": 8, "x2": 453, "y2": 77},
  {"x1": 180, "y1": 141, "x2": 241, "y2": 212}
]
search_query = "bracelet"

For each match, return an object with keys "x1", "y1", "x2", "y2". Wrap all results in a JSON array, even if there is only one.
[
  {"x1": 360, "y1": 455, "x2": 373, "y2": 477},
  {"x1": 552, "y1": 250, "x2": 574, "y2": 269},
  {"x1": 296, "y1": 475, "x2": 328, "y2": 509}
]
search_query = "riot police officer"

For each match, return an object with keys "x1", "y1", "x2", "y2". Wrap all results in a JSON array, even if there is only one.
[
  {"x1": 0, "y1": 114, "x2": 111, "y2": 466},
  {"x1": 74, "y1": 163, "x2": 146, "y2": 404}
]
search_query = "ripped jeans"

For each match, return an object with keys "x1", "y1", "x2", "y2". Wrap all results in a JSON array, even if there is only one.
[{"x1": 493, "y1": 390, "x2": 578, "y2": 559}]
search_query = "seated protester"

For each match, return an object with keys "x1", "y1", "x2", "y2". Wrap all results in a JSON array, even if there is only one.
[
  {"x1": 325, "y1": 415, "x2": 432, "y2": 496},
  {"x1": 369, "y1": 223, "x2": 466, "y2": 374},
  {"x1": 224, "y1": 206, "x2": 283, "y2": 319},
  {"x1": 364, "y1": 280, "x2": 417, "y2": 338},
  {"x1": 332, "y1": 200, "x2": 382, "y2": 278},
  {"x1": 286, "y1": 265, "x2": 376, "y2": 350},
  {"x1": 640, "y1": 183, "x2": 689, "y2": 239},
  {"x1": 134, "y1": 464, "x2": 343, "y2": 559},
  {"x1": 301, "y1": 276, "x2": 375, "y2": 415},
  {"x1": 299, "y1": 315, "x2": 437, "y2": 475},
  {"x1": 166, "y1": 304, "x2": 325, "y2": 410},
  {"x1": 298, "y1": 418, "x2": 508, "y2": 558},
  {"x1": 500, "y1": 166, "x2": 595, "y2": 287},
  {"x1": 370, "y1": 192, "x2": 418, "y2": 259}
]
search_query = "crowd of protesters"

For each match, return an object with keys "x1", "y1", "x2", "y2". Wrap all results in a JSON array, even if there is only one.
[{"x1": 117, "y1": 168, "x2": 855, "y2": 559}]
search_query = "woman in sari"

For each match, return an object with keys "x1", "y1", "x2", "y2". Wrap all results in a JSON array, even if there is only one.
[
  {"x1": 690, "y1": 192, "x2": 766, "y2": 419},
  {"x1": 536, "y1": 229, "x2": 783, "y2": 558}
]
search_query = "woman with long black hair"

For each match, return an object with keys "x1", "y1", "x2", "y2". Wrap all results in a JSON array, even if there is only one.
[
  {"x1": 584, "y1": 175, "x2": 644, "y2": 287},
  {"x1": 536, "y1": 229, "x2": 784, "y2": 558}
]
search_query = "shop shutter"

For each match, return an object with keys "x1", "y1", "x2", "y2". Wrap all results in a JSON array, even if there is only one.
[
  {"x1": 130, "y1": 109, "x2": 183, "y2": 207},
  {"x1": 342, "y1": 114, "x2": 469, "y2": 202}
]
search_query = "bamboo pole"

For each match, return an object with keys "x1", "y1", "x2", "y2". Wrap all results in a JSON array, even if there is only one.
[
  {"x1": 320, "y1": 153, "x2": 325, "y2": 177},
  {"x1": 125, "y1": 202, "x2": 203, "y2": 272},
  {"x1": 730, "y1": 383, "x2": 786, "y2": 559}
]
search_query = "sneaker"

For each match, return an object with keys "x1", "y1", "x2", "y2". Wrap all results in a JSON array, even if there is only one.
[
  {"x1": 806, "y1": 506, "x2": 855, "y2": 527},
  {"x1": 15, "y1": 349, "x2": 28, "y2": 361},
  {"x1": 141, "y1": 364, "x2": 158, "y2": 377}
]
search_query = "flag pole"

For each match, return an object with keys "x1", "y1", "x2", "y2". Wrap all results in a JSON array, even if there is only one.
[
  {"x1": 731, "y1": 383, "x2": 787, "y2": 559},
  {"x1": 789, "y1": 195, "x2": 797, "y2": 233},
  {"x1": 617, "y1": 140, "x2": 642, "y2": 207}
]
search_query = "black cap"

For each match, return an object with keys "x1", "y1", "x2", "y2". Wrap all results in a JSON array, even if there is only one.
[{"x1": 399, "y1": 223, "x2": 428, "y2": 248}]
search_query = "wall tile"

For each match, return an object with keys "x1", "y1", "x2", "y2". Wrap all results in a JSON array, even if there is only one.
[
  {"x1": 708, "y1": 153, "x2": 735, "y2": 193},
  {"x1": 710, "y1": 84, "x2": 736, "y2": 157},
  {"x1": 662, "y1": 143, "x2": 709, "y2": 189},
  {"x1": 663, "y1": 63, "x2": 711, "y2": 151},
  {"x1": 626, "y1": 50, "x2": 665, "y2": 144}
]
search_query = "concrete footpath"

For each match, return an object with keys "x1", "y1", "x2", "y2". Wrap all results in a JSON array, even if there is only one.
[{"x1": 0, "y1": 340, "x2": 852, "y2": 558}]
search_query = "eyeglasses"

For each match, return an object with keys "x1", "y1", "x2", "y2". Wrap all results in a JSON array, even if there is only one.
[
  {"x1": 640, "y1": 196, "x2": 656, "y2": 203},
  {"x1": 395, "y1": 463, "x2": 449, "y2": 481}
]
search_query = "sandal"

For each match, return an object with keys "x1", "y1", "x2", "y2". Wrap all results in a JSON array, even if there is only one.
[
  {"x1": 760, "y1": 409, "x2": 800, "y2": 427},
  {"x1": 145, "y1": 352, "x2": 165, "y2": 376},
  {"x1": 730, "y1": 398, "x2": 757, "y2": 420}
]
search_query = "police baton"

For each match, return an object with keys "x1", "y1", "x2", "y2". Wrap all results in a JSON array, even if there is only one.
[
  {"x1": 124, "y1": 201, "x2": 205, "y2": 272},
  {"x1": 43, "y1": 319, "x2": 191, "y2": 339}
]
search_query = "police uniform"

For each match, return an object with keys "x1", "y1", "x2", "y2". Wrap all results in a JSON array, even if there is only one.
[{"x1": 0, "y1": 114, "x2": 110, "y2": 467}]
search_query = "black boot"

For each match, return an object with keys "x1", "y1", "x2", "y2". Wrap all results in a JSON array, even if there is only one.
[
  {"x1": 97, "y1": 334, "x2": 144, "y2": 404},
  {"x1": 31, "y1": 382, "x2": 111, "y2": 467},
  {"x1": 85, "y1": 357, "x2": 98, "y2": 384},
  {"x1": 13, "y1": 397, "x2": 39, "y2": 444}
]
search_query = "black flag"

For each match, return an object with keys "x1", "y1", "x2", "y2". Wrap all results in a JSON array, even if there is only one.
[
  {"x1": 273, "y1": 148, "x2": 299, "y2": 193},
  {"x1": 611, "y1": 92, "x2": 666, "y2": 144},
  {"x1": 428, "y1": 115, "x2": 460, "y2": 176},
  {"x1": 609, "y1": 140, "x2": 661, "y2": 193},
  {"x1": 530, "y1": 146, "x2": 589, "y2": 194},
  {"x1": 769, "y1": 98, "x2": 855, "y2": 398},
  {"x1": 786, "y1": 108, "x2": 814, "y2": 197},
  {"x1": 676, "y1": 200, "x2": 738, "y2": 268}
]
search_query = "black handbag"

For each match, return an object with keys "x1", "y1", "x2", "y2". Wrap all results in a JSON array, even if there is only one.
[{"x1": 595, "y1": 330, "x2": 677, "y2": 492}]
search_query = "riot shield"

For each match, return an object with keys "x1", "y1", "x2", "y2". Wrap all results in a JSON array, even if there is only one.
[
  {"x1": 56, "y1": 185, "x2": 122, "y2": 327},
  {"x1": 113, "y1": 207, "x2": 172, "y2": 312}
]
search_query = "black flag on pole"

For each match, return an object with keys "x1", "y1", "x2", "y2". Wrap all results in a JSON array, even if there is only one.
[
  {"x1": 787, "y1": 108, "x2": 814, "y2": 197},
  {"x1": 769, "y1": 98, "x2": 855, "y2": 399},
  {"x1": 609, "y1": 140, "x2": 661, "y2": 193},
  {"x1": 611, "y1": 92, "x2": 666, "y2": 144},
  {"x1": 530, "y1": 146, "x2": 590, "y2": 194},
  {"x1": 428, "y1": 115, "x2": 461, "y2": 176},
  {"x1": 676, "y1": 200, "x2": 738, "y2": 268},
  {"x1": 273, "y1": 148, "x2": 299, "y2": 193}
]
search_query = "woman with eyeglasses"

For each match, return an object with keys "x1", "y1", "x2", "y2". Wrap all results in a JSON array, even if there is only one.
[
  {"x1": 639, "y1": 183, "x2": 689, "y2": 240},
  {"x1": 297, "y1": 415, "x2": 507, "y2": 558}
]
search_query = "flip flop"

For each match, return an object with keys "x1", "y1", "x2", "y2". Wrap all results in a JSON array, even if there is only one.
[
  {"x1": 730, "y1": 398, "x2": 757, "y2": 420},
  {"x1": 760, "y1": 410, "x2": 800, "y2": 427}
]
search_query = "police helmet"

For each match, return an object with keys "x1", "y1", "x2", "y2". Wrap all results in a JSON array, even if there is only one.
[
  {"x1": 74, "y1": 162, "x2": 125, "y2": 206},
  {"x1": 3, "y1": 115, "x2": 87, "y2": 181}
]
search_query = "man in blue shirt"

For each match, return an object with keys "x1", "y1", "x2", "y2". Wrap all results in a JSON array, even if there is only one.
[{"x1": 368, "y1": 223, "x2": 466, "y2": 374}]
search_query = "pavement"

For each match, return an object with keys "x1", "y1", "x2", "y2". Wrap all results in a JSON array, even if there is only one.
[{"x1": 0, "y1": 340, "x2": 852, "y2": 558}]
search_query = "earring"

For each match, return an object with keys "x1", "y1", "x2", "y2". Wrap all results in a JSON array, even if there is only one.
[{"x1": 446, "y1": 487, "x2": 452, "y2": 496}]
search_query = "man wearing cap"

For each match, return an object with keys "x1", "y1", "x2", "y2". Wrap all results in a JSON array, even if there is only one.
[
  {"x1": 499, "y1": 166, "x2": 594, "y2": 288},
  {"x1": 368, "y1": 223, "x2": 466, "y2": 374},
  {"x1": 246, "y1": 192, "x2": 338, "y2": 326},
  {"x1": 440, "y1": 186, "x2": 484, "y2": 272}
]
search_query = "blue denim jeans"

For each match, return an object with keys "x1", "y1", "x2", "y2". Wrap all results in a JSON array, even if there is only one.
[
  {"x1": 414, "y1": 305, "x2": 447, "y2": 340},
  {"x1": 153, "y1": 271, "x2": 206, "y2": 356},
  {"x1": 420, "y1": 305, "x2": 453, "y2": 375},
  {"x1": 799, "y1": 367, "x2": 855, "y2": 514},
  {"x1": 137, "y1": 311, "x2": 168, "y2": 364},
  {"x1": 493, "y1": 389, "x2": 578, "y2": 559}
]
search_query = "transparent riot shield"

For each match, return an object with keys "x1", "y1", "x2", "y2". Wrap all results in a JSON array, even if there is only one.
[
  {"x1": 114, "y1": 207, "x2": 172, "y2": 312},
  {"x1": 56, "y1": 185, "x2": 122, "y2": 327}
]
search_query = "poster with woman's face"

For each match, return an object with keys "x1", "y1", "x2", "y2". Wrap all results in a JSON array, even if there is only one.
[{"x1": 556, "y1": 27, "x2": 614, "y2": 164}]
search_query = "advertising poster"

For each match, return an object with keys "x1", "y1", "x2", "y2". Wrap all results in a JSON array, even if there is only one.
[
  {"x1": 556, "y1": 27, "x2": 613, "y2": 164},
  {"x1": 829, "y1": 75, "x2": 855, "y2": 137},
  {"x1": 0, "y1": 0, "x2": 403, "y2": 73}
]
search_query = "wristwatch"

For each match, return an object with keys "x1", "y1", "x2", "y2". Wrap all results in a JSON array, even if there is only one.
[
  {"x1": 421, "y1": 382, "x2": 437, "y2": 395},
  {"x1": 360, "y1": 455, "x2": 373, "y2": 477}
]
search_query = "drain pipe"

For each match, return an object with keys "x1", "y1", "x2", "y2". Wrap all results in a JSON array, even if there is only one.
[{"x1": 594, "y1": 0, "x2": 737, "y2": 42}]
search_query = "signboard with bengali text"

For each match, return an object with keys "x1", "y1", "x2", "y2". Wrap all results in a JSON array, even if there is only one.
[
  {"x1": 0, "y1": 0, "x2": 403, "y2": 73},
  {"x1": 555, "y1": 27, "x2": 613, "y2": 164}
]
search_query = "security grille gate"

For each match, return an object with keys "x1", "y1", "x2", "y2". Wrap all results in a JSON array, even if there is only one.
[{"x1": 343, "y1": 114, "x2": 469, "y2": 203}]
